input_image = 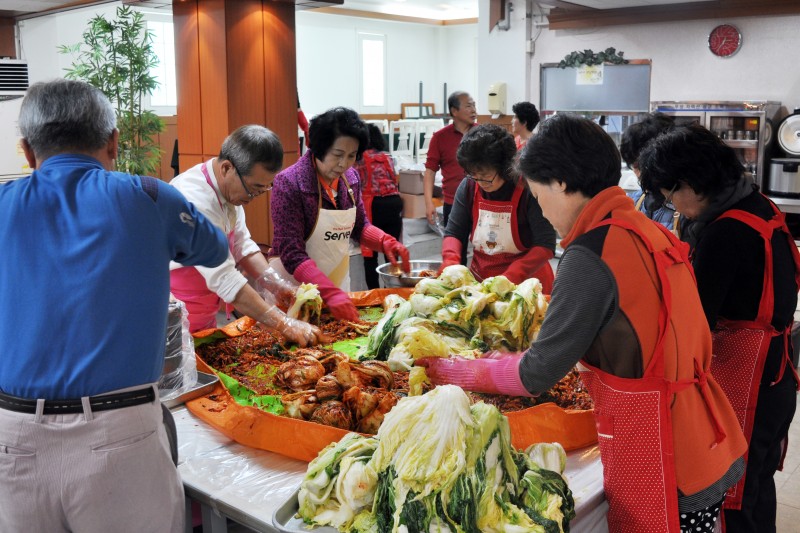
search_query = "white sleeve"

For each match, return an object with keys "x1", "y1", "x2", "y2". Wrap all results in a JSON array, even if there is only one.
[
  {"x1": 169, "y1": 163, "x2": 249, "y2": 303},
  {"x1": 231, "y1": 205, "x2": 260, "y2": 262}
]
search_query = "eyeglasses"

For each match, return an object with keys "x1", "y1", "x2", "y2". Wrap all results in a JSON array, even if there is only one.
[
  {"x1": 466, "y1": 172, "x2": 497, "y2": 184},
  {"x1": 230, "y1": 161, "x2": 270, "y2": 199},
  {"x1": 663, "y1": 183, "x2": 678, "y2": 211}
]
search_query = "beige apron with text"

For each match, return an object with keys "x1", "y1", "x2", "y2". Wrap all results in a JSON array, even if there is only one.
[{"x1": 271, "y1": 186, "x2": 357, "y2": 291}]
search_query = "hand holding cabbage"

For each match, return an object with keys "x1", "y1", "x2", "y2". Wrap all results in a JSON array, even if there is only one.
[{"x1": 416, "y1": 351, "x2": 534, "y2": 397}]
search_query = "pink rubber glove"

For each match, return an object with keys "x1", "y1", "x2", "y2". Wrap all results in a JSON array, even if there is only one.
[
  {"x1": 438, "y1": 236, "x2": 462, "y2": 275},
  {"x1": 415, "y1": 353, "x2": 533, "y2": 397},
  {"x1": 294, "y1": 259, "x2": 359, "y2": 321},
  {"x1": 361, "y1": 224, "x2": 411, "y2": 274}
]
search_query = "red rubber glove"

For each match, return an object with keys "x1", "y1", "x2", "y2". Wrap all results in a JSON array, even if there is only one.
[
  {"x1": 502, "y1": 246, "x2": 555, "y2": 287},
  {"x1": 437, "y1": 236, "x2": 462, "y2": 275},
  {"x1": 293, "y1": 259, "x2": 359, "y2": 321},
  {"x1": 361, "y1": 224, "x2": 410, "y2": 273},
  {"x1": 415, "y1": 353, "x2": 533, "y2": 397}
]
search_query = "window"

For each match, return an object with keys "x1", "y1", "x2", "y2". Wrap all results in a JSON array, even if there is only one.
[
  {"x1": 358, "y1": 33, "x2": 386, "y2": 111},
  {"x1": 147, "y1": 19, "x2": 176, "y2": 111}
]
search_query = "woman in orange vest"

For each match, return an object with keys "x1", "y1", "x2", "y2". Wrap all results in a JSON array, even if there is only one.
[
  {"x1": 639, "y1": 124, "x2": 800, "y2": 532},
  {"x1": 419, "y1": 114, "x2": 747, "y2": 533}
]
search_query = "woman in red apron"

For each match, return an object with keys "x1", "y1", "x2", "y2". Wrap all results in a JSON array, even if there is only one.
[
  {"x1": 439, "y1": 124, "x2": 556, "y2": 292},
  {"x1": 353, "y1": 123, "x2": 403, "y2": 289},
  {"x1": 270, "y1": 108, "x2": 410, "y2": 320},
  {"x1": 639, "y1": 123, "x2": 800, "y2": 532},
  {"x1": 419, "y1": 115, "x2": 747, "y2": 533}
]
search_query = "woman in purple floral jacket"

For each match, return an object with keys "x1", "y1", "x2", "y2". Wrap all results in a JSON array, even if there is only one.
[{"x1": 269, "y1": 107, "x2": 410, "y2": 320}]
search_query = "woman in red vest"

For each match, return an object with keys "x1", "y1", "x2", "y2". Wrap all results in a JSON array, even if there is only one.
[
  {"x1": 639, "y1": 124, "x2": 800, "y2": 532},
  {"x1": 419, "y1": 114, "x2": 747, "y2": 533},
  {"x1": 353, "y1": 123, "x2": 403, "y2": 289},
  {"x1": 439, "y1": 124, "x2": 556, "y2": 291}
]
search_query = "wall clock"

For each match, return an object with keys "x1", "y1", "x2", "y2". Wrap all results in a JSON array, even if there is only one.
[{"x1": 708, "y1": 24, "x2": 742, "y2": 58}]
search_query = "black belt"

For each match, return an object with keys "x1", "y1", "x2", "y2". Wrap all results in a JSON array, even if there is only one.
[{"x1": 0, "y1": 387, "x2": 156, "y2": 415}]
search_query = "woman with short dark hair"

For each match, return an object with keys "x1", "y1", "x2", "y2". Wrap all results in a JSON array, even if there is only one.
[
  {"x1": 353, "y1": 123, "x2": 403, "y2": 289},
  {"x1": 270, "y1": 108, "x2": 410, "y2": 320},
  {"x1": 440, "y1": 123, "x2": 556, "y2": 291},
  {"x1": 619, "y1": 112, "x2": 678, "y2": 232},
  {"x1": 639, "y1": 123, "x2": 800, "y2": 531},
  {"x1": 510, "y1": 101, "x2": 540, "y2": 150}
]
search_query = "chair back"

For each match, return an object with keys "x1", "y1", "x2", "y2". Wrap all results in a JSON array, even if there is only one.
[
  {"x1": 415, "y1": 118, "x2": 445, "y2": 165},
  {"x1": 389, "y1": 120, "x2": 417, "y2": 160}
]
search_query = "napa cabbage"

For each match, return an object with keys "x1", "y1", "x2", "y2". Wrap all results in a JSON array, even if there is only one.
[
  {"x1": 358, "y1": 300, "x2": 414, "y2": 361},
  {"x1": 481, "y1": 275, "x2": 515, "y2": 299},
  {"x1": 297, "y1": 387, "x2": 575, "y2": 533},
  {"x1": 437, "y1": 264, "x2": 476, "y2": 289},
  {"x1": 526, "y1": 442, "x2": 567, "y2": 476},
  {"x1": 298, "y1": 433, "x2": 378, "y2": 529},
  {"x1": 409, "y1": 293, "x2": 445, "y2": 316},
  {"x1": 287, "y1": 283, "x2": 322, "y2": 323}
]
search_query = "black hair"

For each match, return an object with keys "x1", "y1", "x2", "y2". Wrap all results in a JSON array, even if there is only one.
[
  {"x1": 448, "y1": 91, "x2": 470, "y2": 117},
  {"x1": 517, "y1": 113, "x2": 621, "y2": 198},
  {"x1": 219, "y1": 124, "x2": 283, "y2": 174},
  {"x1": 457, "y1": 124, "x2": 517, "y2": 183},
  {"x1": 511, "y1": 101, "x2": 540, "y2": 132},
  {"x1": 619, "y1": 112, "x2": 674, "y2": 168},
  {"x1": 366, "y1": 123, "x2": 386, "y2": 152},
  {"x1": 638, "y1": 123, "x2": 744, "y2": 202},
  {"x1": 308, "y1": 107, "x2": 369, "y2": 160}
]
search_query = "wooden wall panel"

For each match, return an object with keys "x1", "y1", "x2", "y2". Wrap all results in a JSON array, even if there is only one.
[
  {"x1": 225, "y1": 0, "x2": 266, "y2": 128},
  {"x1": 174, "y1": 0, "x2": 298, "y2": 245},
  {"x1": 0, "y1": 18, "x2": 15, "y2": 59},
  {"x1": 197, "y1": 0, "x2": 229, "y2": 156},
  {"x1": 178, "y1": 154, "x2": 205, "y2": 176},
  {"x1": 173, "y1": 1, "x2": 202, "y2": 156},
  {"x1": 263, "y1": 1, "x2": 298, "y2": 155},
  {"x1": 155, "y1": 115, "x2": 178, "y2": 181}
]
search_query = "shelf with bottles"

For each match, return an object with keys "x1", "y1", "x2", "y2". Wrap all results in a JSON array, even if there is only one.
[{"x1": 724, "y1": 139, "x2": 759, "y2": 149}]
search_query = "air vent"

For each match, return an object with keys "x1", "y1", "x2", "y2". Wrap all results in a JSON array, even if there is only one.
[{"x1": 0, "y1": 60, "x2": 29, "y2": 93}]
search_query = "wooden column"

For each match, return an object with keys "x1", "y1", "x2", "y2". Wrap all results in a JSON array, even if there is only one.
[
  {"x1": 173, "y1": 0, "x2": 298, "y2": 245},
  {"x1": 0, "y1": 18, "x2": 16, "y2": 58}
]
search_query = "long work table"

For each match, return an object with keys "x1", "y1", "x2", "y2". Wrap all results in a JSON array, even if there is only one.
[{"x1": 173, "y1": 406, "x2": 609, "y2": 533}]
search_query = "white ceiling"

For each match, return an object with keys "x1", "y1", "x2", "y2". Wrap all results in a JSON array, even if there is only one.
[
  {"x1": 0, "y1": 0, "x2": 716, "y2": 21},
  {"x1": 333, "y1": 0, "x2": 715, "y2": 21}
]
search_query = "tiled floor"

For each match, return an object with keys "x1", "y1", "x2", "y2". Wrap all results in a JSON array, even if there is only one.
[{"x1": 775, "y1": 393, "x2": 800, "y2": 530}]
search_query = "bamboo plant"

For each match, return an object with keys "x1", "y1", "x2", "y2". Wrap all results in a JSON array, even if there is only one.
[{"x1": 58, "y1": 5, "x2": 163, "y2": 176}]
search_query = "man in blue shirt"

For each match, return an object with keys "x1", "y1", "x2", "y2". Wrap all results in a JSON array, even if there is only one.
[{"x1": 0, "y1": 79, "x2": 228, "y2": 532}]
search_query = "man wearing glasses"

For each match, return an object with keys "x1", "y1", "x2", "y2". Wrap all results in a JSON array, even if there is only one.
[{"x1": 170, "y1": 125, "x2": 325, "y2": 346}]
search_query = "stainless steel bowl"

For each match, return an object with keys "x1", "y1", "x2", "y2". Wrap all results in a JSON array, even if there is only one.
[{"x1": 376, "y1": 260, "x2": 442, "y2": 288}]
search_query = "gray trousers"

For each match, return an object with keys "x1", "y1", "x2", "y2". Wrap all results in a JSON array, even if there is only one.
[{"x1": 0, "y1": 385, "x2": 184, "y2": 532}]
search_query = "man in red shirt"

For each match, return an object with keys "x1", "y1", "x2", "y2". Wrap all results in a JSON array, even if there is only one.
[{"x1": 423, "y1": 91, "x2": 476, "y2": 226}]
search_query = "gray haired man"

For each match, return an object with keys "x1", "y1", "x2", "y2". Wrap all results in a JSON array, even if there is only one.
[
  {"x1": 0, "y1": 78, "x2": 229, "y2": 531},
  {"x1": 169, "y1": 125, "x2": 327, "y2": 345}
]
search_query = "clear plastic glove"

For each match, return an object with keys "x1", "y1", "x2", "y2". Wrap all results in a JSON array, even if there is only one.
[
  {"x1": 256, "y1": 266, "x2": 298, "y2": 311},
  {"x1": 257, "y1": 305, "x2": 327, "y2": 347},
  {"x1": 415, "y1": 354, "x2": 533, "y2": 397}
]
